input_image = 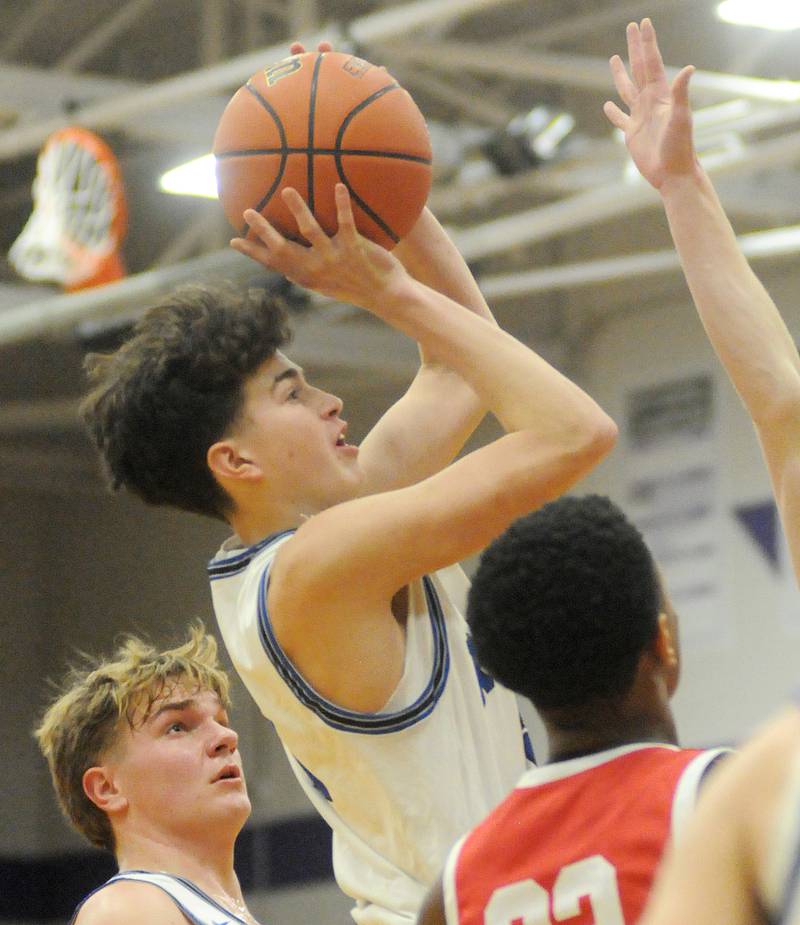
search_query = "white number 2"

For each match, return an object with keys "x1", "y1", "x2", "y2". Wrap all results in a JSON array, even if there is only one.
[{"x1": 484, "y1": 856, "x2": 625, "y2": 925}]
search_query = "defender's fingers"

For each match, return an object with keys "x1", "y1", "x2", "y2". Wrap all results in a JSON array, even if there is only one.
[
  {"x1": 603, "y1": 100, "x2": 629, "y2": 131},
  {"x1": 609, "y1": 54, "x2": 637, "y2": 107},
  {"x1": 281, "y1": 188, "x2": 329, "y2": 243},
  {"x1": 672, "y1": 64, "x2": 695, "y2": 106},
  {"x1": 333, "y1": 183, "x2": 358, "y2": 239},
  {"x1": 317, "y1": 41, "x2": 333, "y2": 52},
  {"x1": 627, "y1": 21, "x2": 646, "y2": 89},
  {"x1": 640, "y1": 18, "x2": 666, "y2": 83}
]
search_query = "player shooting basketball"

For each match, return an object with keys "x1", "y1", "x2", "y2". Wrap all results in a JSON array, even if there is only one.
[
  {"x1": 36, "y1": 625, "x2": 262, "y2": 925},
  {"x1": 604, "y1": 19, "x2": 800, "y2": 925},
  {"x1": 418, "y1": 494, "x2": 728, "y2": 925},
  {"x1": 81, "y1": 44, "x2": 617, "y2": 925}
]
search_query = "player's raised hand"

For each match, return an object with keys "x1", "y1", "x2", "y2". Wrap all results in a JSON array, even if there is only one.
[
  {"x1": 231, "y1": 185, "x2": 408, "y2": 310},
  {"x1": 603, "y1": 18, "x2": 696, "y2": 189}
]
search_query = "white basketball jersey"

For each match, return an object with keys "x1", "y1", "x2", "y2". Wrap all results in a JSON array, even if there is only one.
[
  {"x1": 71, "y1": 870, "x2": 250, "y2": 925},
  {"x1": 209, "y1": 530, "x2": 530, "y2": 925}
]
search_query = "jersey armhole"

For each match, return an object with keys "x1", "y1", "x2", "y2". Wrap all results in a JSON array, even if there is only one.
[
  {"x1": 670, "y1": 747, "x2": 733, "y2": 842},
  {"x1": 442, "y1": 834, "x2": 468, "y2": 925}
]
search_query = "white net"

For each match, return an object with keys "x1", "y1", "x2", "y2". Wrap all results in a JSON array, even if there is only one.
[{"x1": 9, "y1": 127, "x2": 125, "y2": 289}]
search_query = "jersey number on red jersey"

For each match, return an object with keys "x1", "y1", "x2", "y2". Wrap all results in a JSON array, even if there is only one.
[{"x1": 484, "y1": 856, "x2": 624, "y2": 925}]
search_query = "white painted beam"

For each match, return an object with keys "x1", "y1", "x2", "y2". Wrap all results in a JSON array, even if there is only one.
[
  {"x1": 0, "y1": 0, "x2": 518, "y2": 162},
  {"x1": 478, "y1": 224, "x2": 800, "y2": 298},
  {"x1": 380, "y1": 39, "x2": 800, "y2": 103}
]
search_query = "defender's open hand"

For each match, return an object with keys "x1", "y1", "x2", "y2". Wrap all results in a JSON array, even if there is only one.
[{"x1": 603, "y1": 18, "x2": 696, "y2": 189}]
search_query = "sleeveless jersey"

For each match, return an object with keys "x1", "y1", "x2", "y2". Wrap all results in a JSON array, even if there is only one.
[
  {"x1": 442, "y1": 743, "x2": 729, "y2": 925},
  {"x1": 70, "y1": 870, "x2": 251, "y2": 925},
  {"x1": 209, "y1": 530, "x2": 530, "y2": 925}
]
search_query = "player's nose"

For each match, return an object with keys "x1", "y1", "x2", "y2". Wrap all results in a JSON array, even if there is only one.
[
  {"x1": 319, "y1": 389, "x2": 343, "y2": 418},
  {"x1": 209, "y1": 721, "x2": 239, "y2": 754}
]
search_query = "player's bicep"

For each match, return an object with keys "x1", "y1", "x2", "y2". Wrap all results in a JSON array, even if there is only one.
[{"x1": 274, "y1": 429, "x2": 583, "y2": 616}]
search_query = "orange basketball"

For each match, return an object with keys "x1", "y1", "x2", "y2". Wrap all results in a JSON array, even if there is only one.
[{"x1": 213, "y1": 52, "x2": 432, "y2": 249}]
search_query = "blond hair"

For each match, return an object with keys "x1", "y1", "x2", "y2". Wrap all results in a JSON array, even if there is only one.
[{"x1": 34, "y1": 623, "x2": 230, "y2": 853}]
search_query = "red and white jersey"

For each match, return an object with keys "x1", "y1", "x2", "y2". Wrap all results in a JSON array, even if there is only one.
[{"x1": 443, "y1": 743, "x2": 728, "y2": 925}]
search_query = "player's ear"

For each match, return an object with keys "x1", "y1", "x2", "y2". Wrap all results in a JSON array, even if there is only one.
[
  {"x1": 207, "y1": 439, "x2": 263, "y2": 483},
  {"x1": 83, "y1": 766, "x2": 127, "y2": 816},
  {"x1": 653, "y1": 611, "x2": 680, "y2": 694}
]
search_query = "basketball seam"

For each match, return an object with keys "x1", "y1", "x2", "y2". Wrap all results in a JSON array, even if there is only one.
[
  {"x1": 307, "y1": 53, "x2": 325, "y2": 216},
  {"x1": 335, "y1": 84, "x2": 407, "y2": 245},
  {"x1": 216, "y1": 147, "x2": 431, "y2": 164},
  {"x1": 241, "y1": 83, "x2": 289, "y2": 237}
]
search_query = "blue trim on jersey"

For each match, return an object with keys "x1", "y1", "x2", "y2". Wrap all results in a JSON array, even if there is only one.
[
  {"x1": 207, "y1": 529, "x2": 295, "y2": 581},
  {"x1": 256, "y1": 571, "x2": 450, "y2": 733}
]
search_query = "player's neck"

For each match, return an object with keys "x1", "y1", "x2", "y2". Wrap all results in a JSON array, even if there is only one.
[
  {"x1": 544, "y1": 704, "x2": 678, "y2": 764},
  {"x1": 228, "y1": 496, "x2": 305, "y2": 546},
  {"x1": 115, "y1": 830, "x2": 239, "y2": 896}
]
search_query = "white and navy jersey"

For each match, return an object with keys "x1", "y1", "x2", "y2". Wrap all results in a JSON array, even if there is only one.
[
  {"x1": 209, "y1": 530, "x2": 530, "y2": 925},
  {"x1": 70, "y1": 870, "x2": 252, "y2": 925}
]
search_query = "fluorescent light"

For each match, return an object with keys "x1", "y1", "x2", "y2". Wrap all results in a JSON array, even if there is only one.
[
  {"x1": 159, "y1": 153, "x2": 217, "y2": 198},
  {"x1": 717, "y1": 0, "x2": 800, "y2": 30}
]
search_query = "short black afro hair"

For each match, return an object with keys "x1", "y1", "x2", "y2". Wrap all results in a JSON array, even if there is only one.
[{"x1": 467, "y1": 495, "x2": 661, "y2": 711}]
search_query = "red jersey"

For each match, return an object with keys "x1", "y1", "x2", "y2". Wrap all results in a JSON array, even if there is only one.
[{"x1": 443, "y1": 743, "x2": 728, "y2": 925}]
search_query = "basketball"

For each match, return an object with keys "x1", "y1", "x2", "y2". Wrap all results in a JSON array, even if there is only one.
[{"x1": 213, "y1": 52, "x2": 433, "y2": 249}]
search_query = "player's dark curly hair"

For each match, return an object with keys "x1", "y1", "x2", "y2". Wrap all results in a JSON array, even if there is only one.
[
  {"x1": 81, "y1": 283, "x2": 290, "y2": 520},
  {"x1": 467, "y1": 494, "x2": 662, "y2": 712}
]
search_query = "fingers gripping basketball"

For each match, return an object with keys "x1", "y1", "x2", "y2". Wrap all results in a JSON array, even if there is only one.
[{"x1": 213, "y1": 52, "x2": 432, "y2": 249}]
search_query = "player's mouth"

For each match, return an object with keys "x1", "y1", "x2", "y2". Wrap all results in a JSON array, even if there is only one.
[
  {"x1": 212, "y1": 764, "x2": 242, "y2": 784},
  {"x1": 335, "y1": 424, "x2": 358, "y2": 455}
]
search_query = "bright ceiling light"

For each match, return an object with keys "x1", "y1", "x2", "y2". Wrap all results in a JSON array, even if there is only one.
[
  {"x1": 717, "y1": 0, "x2": 800, "y2": 30},
  {"x1": 159, "y1": 153, "x2": 217, "y2": 198}
]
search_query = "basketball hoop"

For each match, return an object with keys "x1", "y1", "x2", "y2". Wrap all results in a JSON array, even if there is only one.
[{"x1": 9, "y1": 126, "x2": 128, "y2": 292}]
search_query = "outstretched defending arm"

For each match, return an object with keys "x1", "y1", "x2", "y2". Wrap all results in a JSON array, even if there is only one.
[{"x1": 604, "y1": 18, "x2": 800, "y2": 579}]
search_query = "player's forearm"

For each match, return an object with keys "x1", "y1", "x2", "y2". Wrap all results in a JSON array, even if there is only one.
[
  {"x1": 393, "y1": 207, "x2": 496, "y2": 325},
  {"x1": 660, "y1": 167, "x2": 800, "y2": 424},
  {"x1": 393, "y1": 207, "x2": 492, "y2": 427},
  {"x1": 377, "y1": 274, "x2": 615, "y2": 444}
]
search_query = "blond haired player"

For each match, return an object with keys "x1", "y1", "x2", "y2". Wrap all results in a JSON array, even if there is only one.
[
  {"x1": 604, "y1": 18, "x2": 800, "y2": 925},
  {"x1": 36, "y1": 625, "x2": 259, "y2": 925}
]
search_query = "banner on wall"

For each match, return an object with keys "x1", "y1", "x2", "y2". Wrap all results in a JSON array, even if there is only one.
[
  {"x1": 623, "y1": 373, "x2": 731, "y2": 650},
  {"x1": 777, "y1": 518, "x2": 800, "y2": 635}
]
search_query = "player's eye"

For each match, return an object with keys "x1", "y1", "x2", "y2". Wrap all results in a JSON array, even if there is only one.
[{"x1": 166, "y1": 721, "x2": 186, "y2": 734}]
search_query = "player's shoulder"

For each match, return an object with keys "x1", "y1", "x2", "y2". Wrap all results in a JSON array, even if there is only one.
[{"x1": 74, "y1": 878, "x2": 187, "y2": 925}]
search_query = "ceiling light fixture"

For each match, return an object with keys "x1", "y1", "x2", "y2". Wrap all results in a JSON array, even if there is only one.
[
  {"x1": 717, "y1": 0, "x2": 800, "y2": 31},
  {"x1": 159, "y1": 153, "x2": 217, "y2": 198}
]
